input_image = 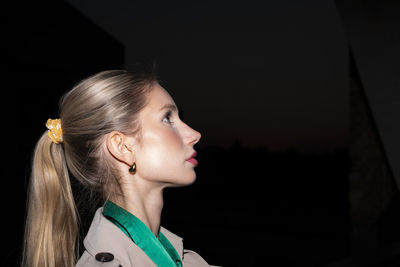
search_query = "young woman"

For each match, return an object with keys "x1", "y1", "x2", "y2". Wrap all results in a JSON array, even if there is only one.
[{"x1": 23, "y1": 70, "x2": 213, "y2": 267}]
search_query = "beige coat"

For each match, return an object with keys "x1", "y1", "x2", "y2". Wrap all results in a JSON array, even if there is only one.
[{"x1": 76, "y1": 208, "x2": 215, "y2": 267}]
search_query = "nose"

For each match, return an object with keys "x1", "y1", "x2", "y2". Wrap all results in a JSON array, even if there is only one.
[
  {"x1": 191, "y1": 129, "x2": 201, "y2": 145},
  {"x1": 183, "y1": 122, "x2": 201, "y2": 146}
]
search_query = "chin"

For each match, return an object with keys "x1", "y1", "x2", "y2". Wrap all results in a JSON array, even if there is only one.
[
  {"x1": 170, "y1": 173, "x2": 197, "y2": 187},
  {"x1": 185, "y1": 175, "x2": 197, "y2": 186}
]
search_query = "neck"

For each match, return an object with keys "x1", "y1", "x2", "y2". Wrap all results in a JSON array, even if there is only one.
[{"x1": 112, "y1": 181, "x2": 165, "y2": 238}]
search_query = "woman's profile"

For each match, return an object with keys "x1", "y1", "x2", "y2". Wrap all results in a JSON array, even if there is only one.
[{"x1": 23, "y1": 70, "x2": 213, "y2": 267}]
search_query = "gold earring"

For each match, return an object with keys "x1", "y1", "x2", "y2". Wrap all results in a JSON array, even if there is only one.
[{"x1": 129, "y1": 162, "x2": 136, "y2": 174}]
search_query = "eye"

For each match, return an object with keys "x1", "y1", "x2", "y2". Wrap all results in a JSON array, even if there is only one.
[{"x1": 162, "y1": 110, "x2": 174, "y2": 124}]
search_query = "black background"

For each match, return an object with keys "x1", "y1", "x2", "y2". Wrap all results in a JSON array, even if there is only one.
[{"x1": 3, "y1": 1, "x2": 400, "y2": 266}]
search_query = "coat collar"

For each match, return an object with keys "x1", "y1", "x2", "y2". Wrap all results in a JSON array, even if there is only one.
[
  {"x1": 83, "y1": 208, "x2": 185, "y2": 265},
  {"x1": 102, "y1": 201, "x2": 182, "y2": 267}
]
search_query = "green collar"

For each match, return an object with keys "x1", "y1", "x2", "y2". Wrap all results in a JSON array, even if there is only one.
[{"x1": 103, "y1": 201, "x2": 182, "y2": 267}]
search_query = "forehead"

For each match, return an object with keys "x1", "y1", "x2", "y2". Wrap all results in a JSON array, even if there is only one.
[{"x1": 143, "y1": 83, "x2": 176, "y2": 112}]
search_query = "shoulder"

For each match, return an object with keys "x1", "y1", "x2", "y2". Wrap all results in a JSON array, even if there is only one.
[
  {"x1": 76, "y1": 208, "x2": 157, "y2": 267},
  {"x1": 160, "y1": 227, "x2": 214, "y2": 267},
  {"x1": 183, "y1": 249, "x2": 212, "y2": 266},
  {"x1": 77, "y1": 208, "x2": 214, "y2": 266}
]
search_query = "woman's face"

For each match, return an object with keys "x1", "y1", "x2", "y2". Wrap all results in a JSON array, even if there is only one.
[{"x1": 133, "y1": 83, "x2": 201, "y2": 187}]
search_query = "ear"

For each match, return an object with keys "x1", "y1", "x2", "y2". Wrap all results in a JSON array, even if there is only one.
[{"x1": 106, "y1": 131, "x2": 135, "y2": 167}]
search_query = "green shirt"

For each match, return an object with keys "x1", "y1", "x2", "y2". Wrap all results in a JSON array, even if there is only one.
[{"x1": 103, "y1": 201, "x2": 183, "y2": 267}]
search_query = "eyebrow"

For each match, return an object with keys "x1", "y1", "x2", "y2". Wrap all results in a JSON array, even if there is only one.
[{"x1": 160, "y1": 103, "x2": 179, "y2": 113}]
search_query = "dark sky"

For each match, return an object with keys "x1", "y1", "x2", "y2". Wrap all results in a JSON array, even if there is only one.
[{"x1": 67, "y1": 0, "x2": 348, "y2": 152}]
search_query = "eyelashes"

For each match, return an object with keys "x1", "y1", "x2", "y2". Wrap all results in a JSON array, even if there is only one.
[{"x1": 163, "y1": 110, "x2": 174, "y2": 124}]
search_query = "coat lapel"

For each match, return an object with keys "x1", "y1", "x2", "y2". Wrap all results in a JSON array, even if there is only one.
[
  {"x1": 82, "y1": 208, "x2": 212, "y2": 266},
  {"x1": 83, "y1": 208, "x2": 189, "y2": 266},
  {"x1": 83, "y1": 208, "x2": 157, "y2": 266}
]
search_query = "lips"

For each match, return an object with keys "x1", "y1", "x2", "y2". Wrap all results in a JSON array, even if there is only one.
[{"x1": 186, "y1": 151, "x2": 198, "y2": 166}]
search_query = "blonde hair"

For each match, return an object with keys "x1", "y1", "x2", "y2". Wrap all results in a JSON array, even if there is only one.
[{"x1": 23, "y1": 70, "x2": 157, "y2": 267}]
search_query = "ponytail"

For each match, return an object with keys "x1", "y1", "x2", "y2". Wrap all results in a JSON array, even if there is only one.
[{"x1": 23, "y1": 132, "x2": 78, "y2": 267}]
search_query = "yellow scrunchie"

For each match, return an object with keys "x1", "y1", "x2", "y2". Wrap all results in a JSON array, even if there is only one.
[{"x1": 46, "y1": 118, "x2": 63, "y2": 144}]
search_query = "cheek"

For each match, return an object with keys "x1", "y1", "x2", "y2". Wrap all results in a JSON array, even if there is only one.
[{"x1": 137, "y1": 130, "x2": 184, "y2": 178}]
